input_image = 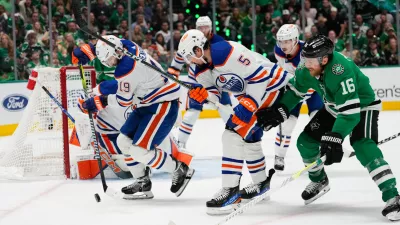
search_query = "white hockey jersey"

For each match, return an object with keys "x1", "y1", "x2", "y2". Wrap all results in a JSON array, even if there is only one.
[
  {"x1": 194, "y1": 41, "x2": 292, "y2": 110},
  {"x1": 113, "y1": 40, "x2": 180, "y2": 108},
  {"x1": 91, "y1": 80, "x2": 133, "y2": 134},
  {"x1": 274, "y1": 41, "x2": 314, "y2": 98}
]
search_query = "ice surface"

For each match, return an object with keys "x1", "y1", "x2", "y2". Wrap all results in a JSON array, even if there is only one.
[{"x1": 1, "y1": 111, "x2": 400, "y2": 225}]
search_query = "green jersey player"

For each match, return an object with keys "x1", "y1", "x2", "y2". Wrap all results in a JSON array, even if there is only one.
[{"x1": 256, "y1": 35, "x2": 400, "y2": 221}]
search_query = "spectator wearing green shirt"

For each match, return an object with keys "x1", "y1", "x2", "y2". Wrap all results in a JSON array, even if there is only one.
[
  {"x1": 351, "y1": 25, "x2": 368, "y2": 50},
  {"x1": 328, "y1": 30, "x2": 345, "y2": 52},
  {"x1": 109, "y1": 4, "x2": 128, "y2": 30},
  {"x1": 0, "y1": 33, "x2": 15, "y2": 81}
]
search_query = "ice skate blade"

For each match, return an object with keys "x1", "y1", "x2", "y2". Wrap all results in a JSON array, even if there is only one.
[
  {"x1": 175, "y1": 168, "x2": 195, "y2": 197},
  {"x1": 206, "y1": 203, "x2": 240, "y2": 215},
  {"x1": 386, "y1": 211, "x2": 400, "y2": 221},
  {"x1": 123, "y1": 191, "x2": 154, "y2": 200},
  {"x1": 304, "y1": 185, "x2": 330, "y2": 205}
]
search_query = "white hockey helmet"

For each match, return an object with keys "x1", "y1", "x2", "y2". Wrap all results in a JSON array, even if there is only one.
[
  {"x1": 277, "y1": 24, "x2": 300, "y2": 54},
  {"x1": 177, "y1": 29, "x2": 208, "y2": 64},
  {"x1": 196, "y1": 16, "x2": 212, "y2": 30},
  {"x1": 96, "y1": 35, "x2": 123, "y2": 67}
]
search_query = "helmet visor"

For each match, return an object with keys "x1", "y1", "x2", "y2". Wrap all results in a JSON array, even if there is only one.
[{"x1": 303, "y1": 57, "x2": 320, "y2": 68}]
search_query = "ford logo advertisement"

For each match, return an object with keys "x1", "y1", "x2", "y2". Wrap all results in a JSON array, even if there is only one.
[{"x1": 2, "y1": 94, "x2": 28, "y2": 112}]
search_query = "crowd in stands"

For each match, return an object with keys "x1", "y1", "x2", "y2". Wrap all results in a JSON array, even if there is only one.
[{"x1": 0, "y1": 0, "x2": 398, "y2": 82}]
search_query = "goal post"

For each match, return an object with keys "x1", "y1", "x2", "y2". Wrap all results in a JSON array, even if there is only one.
[{"x1": 0, "y1": 66, "x2": 96, "y2": 179}]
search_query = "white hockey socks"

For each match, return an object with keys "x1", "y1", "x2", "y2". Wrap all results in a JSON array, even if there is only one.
[
  {"x1": 178, "y1": 108, "x2": 200, "y2": 146},
  {"x1": 275, "y1": 115, "x2": 298, "y2": 158}
]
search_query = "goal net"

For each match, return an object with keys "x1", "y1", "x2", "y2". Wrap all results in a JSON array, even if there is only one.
[{"x1": 0, "y1": 66, "x2": 96, "y2": 179}]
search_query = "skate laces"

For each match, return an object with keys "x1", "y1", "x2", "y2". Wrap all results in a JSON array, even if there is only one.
[
  {"x1": 213, "y1": 188, "x2": 230, "y2": 201},
  {"x1": 172, "y1": 162, "x2": 183, "y2": 185},
  {"x1": 305, "y1": 181, "x2": 320, "y2": 193},
  {"x1": 243, "y1": 183, "x2": 260, "y2": 194},
  {"x1": 275, "y1": 156, "x2": 284, "y2": 165}
]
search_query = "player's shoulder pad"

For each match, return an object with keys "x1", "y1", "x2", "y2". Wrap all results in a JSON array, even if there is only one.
[
  {"x1": 299, "y1": 40, "x2": 305, "y2": 49},
  {"x1": 98, "y1": 80, "x2": 118, "y2": 95},
  {"x1": 211, "y1": 41, "x2": 233, "y2": 67},
  {"x1": 210, "y1": 33, "x2": 225, "y2": 44},
  {"x1": 115, "y1": 56, "x2": 136, "y2": 79},
  {"x1": 274, "y1": 44, "x2": 286, "y2": 58}
]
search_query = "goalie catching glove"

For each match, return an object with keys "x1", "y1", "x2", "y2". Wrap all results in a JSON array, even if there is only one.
[
  {"x1": 255, "y1": 104, "x2": 289, "y2": 131},
  {"x1": 78, "y1": 94, "x2": 108, "y2": 113},
  {"x1": 320, "y1": 132, "x2": 344, "y2": 165}
]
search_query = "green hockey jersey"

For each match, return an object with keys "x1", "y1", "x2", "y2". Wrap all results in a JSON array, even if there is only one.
[
  {"x1": 280, "y1": 51, "x2": 381, "y2": 137},
  {"x1": 89, "y1": 57, "x2": 115, "y2": 83}
]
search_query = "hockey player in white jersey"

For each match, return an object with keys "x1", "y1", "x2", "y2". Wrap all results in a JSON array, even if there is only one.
[
  {"x1": 76, "y1": 79, "x2": 193, "y2": 199},
  {"x1": 178, "y1": 29, "x2": 292, "y2": 214},
  {"x1": 168, "y1": 16, "x2": 232, "y2": 150},
  {"x1": 273, "y1": 24, "x2": 323, "y2": 171},
  {"x1": 75, "y1": 35, "x2": 195, "y2": 197}
]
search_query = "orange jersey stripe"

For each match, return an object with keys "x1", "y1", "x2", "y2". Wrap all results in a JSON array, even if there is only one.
[
  {"x1": 222, "y1": 164, "x2": 242, "y2": 169},
  {"x1": 137, "y1": 102, "x2": 169, "y2": 149}
]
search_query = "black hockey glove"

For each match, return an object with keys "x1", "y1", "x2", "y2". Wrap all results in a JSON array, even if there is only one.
[
  {"x1": 255, "y1": 104, "x2": 289, "y2": 131},
  {"x1": 320, "y1": 132, "x2": 344, "y2": 166}
]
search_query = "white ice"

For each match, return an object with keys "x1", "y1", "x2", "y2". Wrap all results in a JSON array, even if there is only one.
[{"x1": 1, "y1": 111, "x2": 400, "y2": 225}]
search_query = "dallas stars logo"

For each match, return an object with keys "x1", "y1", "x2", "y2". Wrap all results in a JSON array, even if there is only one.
[{"x1": 332, "y1": 64, "x2": 344, "y2": 75}]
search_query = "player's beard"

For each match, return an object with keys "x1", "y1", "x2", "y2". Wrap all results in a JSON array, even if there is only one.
[{"x1": 308, "y1": 67, "x2": 322, "y2": 77}]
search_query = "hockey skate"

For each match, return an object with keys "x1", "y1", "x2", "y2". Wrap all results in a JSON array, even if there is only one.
[
  {"x1": 121, "y1": 167, "x2": 154, "y2": 200},
  {"x1": 302, "y1": 176, "x2": 330, "y2": 204},
  {"x1": 240, "y1": 169, "x2": 275, "y2": 203},
  {"x1": 206, "y1": 186, "x2": 241, "y2": 215},
  {"x1": 170, "y1": 160, "x2": 195, "y2": 197},
  {"x1": 382, "y1": 195, "x2": 400, "y2": 221},
  {"x1": 274, "y1": 156, "x2": 285, "y2": 172}
]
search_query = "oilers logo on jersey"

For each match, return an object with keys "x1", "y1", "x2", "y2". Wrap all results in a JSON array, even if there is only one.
[
  {"x1": 124, "y1": 105, "x2": 134, "y2": 120},
  {"x1": 215, "y1": 73, "x2": 245, "y2": 93}
]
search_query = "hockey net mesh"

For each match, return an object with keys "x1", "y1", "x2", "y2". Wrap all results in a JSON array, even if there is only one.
[{"x1": 0, "y1": 67, "x2": 95, "y2": 179}]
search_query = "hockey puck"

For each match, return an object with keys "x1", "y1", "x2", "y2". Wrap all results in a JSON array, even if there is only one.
[{"x1": 94, "y1": 193, "x2": 101, "y2": 202}]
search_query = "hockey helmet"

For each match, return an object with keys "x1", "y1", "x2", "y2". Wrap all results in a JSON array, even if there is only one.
[
  {"x1": 302, "y1": 35, "x2": 334, "y2": 59},
  {"x1": 277, "y1": 24, "x2": 300, "y2": 54},
  {"x1": 177, "y1": 29, "x2": 208, "y2": 64},
  {"x1": 96, "y1": 35, "x2": 123, "y2": 67},
  {"x1": 196, "y1": 16, "x2": 212, "y2": 30}
]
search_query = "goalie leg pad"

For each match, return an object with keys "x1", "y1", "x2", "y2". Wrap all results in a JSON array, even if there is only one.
[{"x1": 221, "y1": 129, "x2": 245, "y2": 187}]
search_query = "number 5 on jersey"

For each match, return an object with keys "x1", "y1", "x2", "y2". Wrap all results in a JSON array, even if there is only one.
[
  {"x1": 238, "y1": 55, "x2": 251, "y2": 66},
  {"x1": 340, "y1": 78, "x2": 355, "y2": 95}
]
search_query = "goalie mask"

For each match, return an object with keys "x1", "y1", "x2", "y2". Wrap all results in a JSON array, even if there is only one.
[
  {"x1": 96, "y1": 35, "x2": 123, "y2": 68},
  {"x1": 177, "y1": 29, "x2": 208, "y2": 64}
]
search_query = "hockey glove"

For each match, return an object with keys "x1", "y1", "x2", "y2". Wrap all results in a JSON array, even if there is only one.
[
  {"x1": 78, "y1": 95, "x2": 108, "y2": 113},
  {"x1": 228, "y1": 96, "x2": 258, "y2": 127},
  {"x1": 320, "y1": 132, "x2": 344, "y2": 166},
  {"x1": 72, "y1": 43, "x2": 96, "y2": 65},
  {"x1": 256, "y1": 104, "x2": 289, "y2": 131},
  {"x1": 188, "y1": 84, "x2": 208, "y2": 109},
  {"x1": 167, "y1": 67, "x2": 181, "y2": 78}
]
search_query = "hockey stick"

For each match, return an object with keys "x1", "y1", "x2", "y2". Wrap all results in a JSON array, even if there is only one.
[
  {"x1": 218, "y1": 131, "x2": 400, "y2": 224},
  {"x1": 348, "y1": 131, "x2": 400, "y2": 157},
  {"x1": 70, "y1": 0, "x2": 232, "y2": 115},
  {"x1": 77, "y1": 64, "x2": 124, "y2": 200},
  {"x1": 216, "y1": 156, "x2": 327, "y2": 225},
  {"x1": 36, "y1": 80, "x2": 75, "y2": 123},
  {"x1": 36, "y1": 79, "x2": 132, "y2": 180}
]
